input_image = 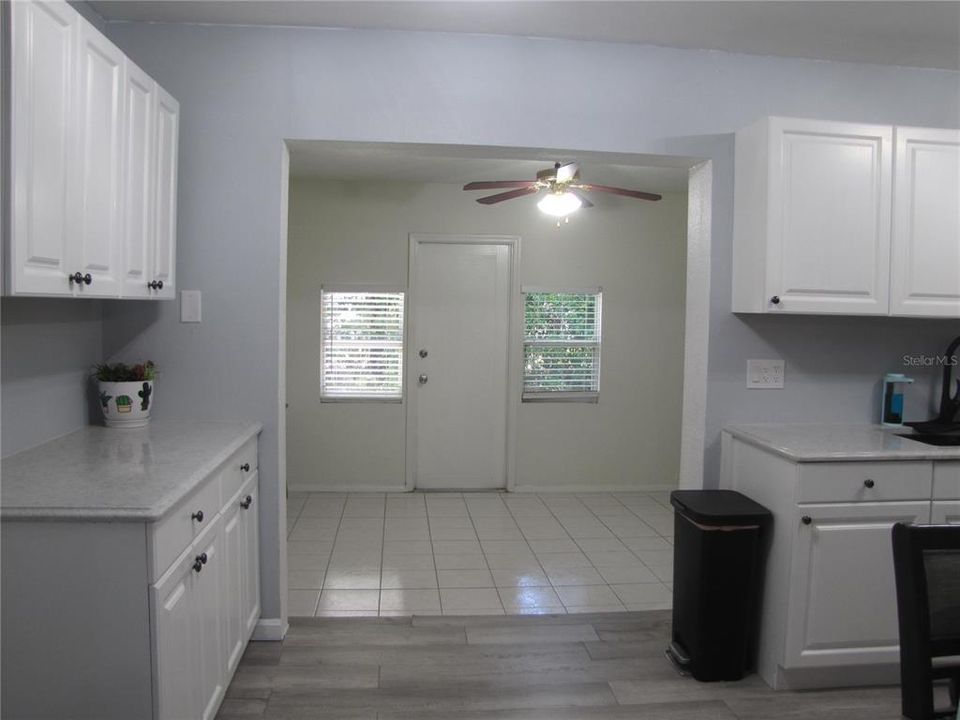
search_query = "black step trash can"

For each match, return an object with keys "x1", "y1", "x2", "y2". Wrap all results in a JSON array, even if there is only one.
[{"x1": 666, "y1": 490, "x2": 771, "y2": 682}]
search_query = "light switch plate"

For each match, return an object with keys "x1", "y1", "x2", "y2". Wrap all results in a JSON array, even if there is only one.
[
  {"x1": 180, "y1": 290, "x2": 201, "y2": 323},
  {"x1": 747, "y1": 359, "x2": 784, "y2": 388}
]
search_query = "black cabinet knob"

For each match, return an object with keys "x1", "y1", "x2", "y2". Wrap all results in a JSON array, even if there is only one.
[
  {"x1": 198, "y1": 552, "x2": 208, "y2": 565},
  {"x1": 863, "y1": 479, "x2": 875, "y2": 489},
  {"x1": 147, "y1": 281, "x2": 156, "y2": 290},
  {"x1": 770, "y1": 295, "x2": 781, "y2": 305},
  {"x1": 191, "y1": 510, "x2": 204, "y2": 522},
  {"x1": 69, "y1": 272, "x2": 83, "y2": 284},
  {"x1": 83, "y1": 273, "x2": 92, "y2": 285},
  {"x1": 801, "y1": 515, "x2": 812, "y2": 525},
  {"x1": 240, "y1": 495, "x2": 253, "y2": 510},
  {"x1": 240, "y1": 463, "x2": 250, "y2": 472},
  {"x1": 156, "y1": 280, "x2": 163, "y2": 290},
  {"x1": 193, "y1": 558, "x2": 203, "y2": 573}
]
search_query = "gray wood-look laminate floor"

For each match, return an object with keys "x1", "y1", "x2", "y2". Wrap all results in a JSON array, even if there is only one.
[{"x1": 217, "y1": 610, "x2": 905, "y2": 720}]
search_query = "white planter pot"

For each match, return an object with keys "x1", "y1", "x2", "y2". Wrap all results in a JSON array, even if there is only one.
[{"x1": 98, "y1": 380, "x2": 154, "y2": 428}]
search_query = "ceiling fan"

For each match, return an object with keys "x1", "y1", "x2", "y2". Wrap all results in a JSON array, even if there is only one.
[{"x1": 462, "y1": 162, "x2": 662, "y2": 220}]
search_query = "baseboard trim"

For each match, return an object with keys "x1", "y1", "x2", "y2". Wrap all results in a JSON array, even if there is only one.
[
  {"x1": 252, "y1": 618, "x2": 288, "y2": 641},
  {"x1": 288, "y1": 484, "x2": 405, "y2": 493},
  {"x1": 289, "y1": 484, "x2": 678, "y2": 494},
  {"x1": 512, "y1": 484, "x2": 678, "y2": 493}
]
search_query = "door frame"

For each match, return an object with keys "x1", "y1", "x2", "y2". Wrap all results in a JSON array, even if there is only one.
[{"x1": 405, "y1": 233, "x2": 522, "y2": 492}]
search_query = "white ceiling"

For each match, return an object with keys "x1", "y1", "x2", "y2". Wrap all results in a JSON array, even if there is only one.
[
  {"x1": 286, "y1": 141, "x2": 692, "y2": 192},
  {"x1": 89, "y1": 1, "x2": 960, "y2": 70}
]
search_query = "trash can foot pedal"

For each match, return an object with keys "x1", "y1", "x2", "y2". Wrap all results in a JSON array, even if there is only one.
[{"x1": 665, "y1": 642, "x2": 691, "y2": 676}]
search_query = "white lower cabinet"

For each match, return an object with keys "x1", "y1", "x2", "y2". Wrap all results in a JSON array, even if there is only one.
[
  {"x1": 784, "y1": 502, "x2": 930, "y2": 670},
  {"x1": 151, "y1": 466, "x2": 260, "y2": 720},
  {"x1": 722, "y1": 433, "x2": 949, "y2": 690},
  {"x1": 0, "y1": 435, "x2": 260, "y2": 720}
]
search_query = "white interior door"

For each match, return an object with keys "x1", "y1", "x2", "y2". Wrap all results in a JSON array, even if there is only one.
[{"x1": 408, "y1": 236, "x2": 514, "y2": 490}]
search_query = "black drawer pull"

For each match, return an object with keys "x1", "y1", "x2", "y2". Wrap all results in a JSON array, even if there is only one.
[
  {"x1": 863, "y1": 479, "x2": 875, "y2": 489},
  {"x1": 240, "y1": 463, "x2": 250, "y2": 472},
  {"x1": 240, "y1": 495, "x2": 253, "y2": 510},
  {"x1": 801, "y1": 515, "x2": 812, "y2": 525},
  {"x1": 191, "y1": 510, "x2": 204, "y2": 523}
]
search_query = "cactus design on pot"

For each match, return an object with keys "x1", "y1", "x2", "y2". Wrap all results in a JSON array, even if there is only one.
[
  {"x1": 138, "y1": 382, "x2": 152, "y2": 411},
  {"x1": 115, "y1": 395, "x2": 133, "y2": 414},
  {"x1": 99, "y1": 390, "x2": 112, "y2": 409}
]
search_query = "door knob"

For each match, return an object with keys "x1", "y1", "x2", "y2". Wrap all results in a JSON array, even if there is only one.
[
  {"x1": 418, "y1": 374, "x2": 428, "y2": 385},
  {"x1": 419, "y1": 349, "x2": 428, "y2": 358}
]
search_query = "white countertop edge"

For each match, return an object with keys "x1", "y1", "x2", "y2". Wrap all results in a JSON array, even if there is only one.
[
  {"x1": 1, "y1": 422, "x2": 263, "y2": 522},
  {"x1": 724, "y1": 424, "x2": 960, "y2": 462}
]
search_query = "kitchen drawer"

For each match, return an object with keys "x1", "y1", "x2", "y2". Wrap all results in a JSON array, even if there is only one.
[
  {"x1": 933, "y1": 462, "x2": 960, "y2": 500},
  {"x1": 149, "y1": 471, "x2": 222, "y2": 582},
  {"x1": 220, "y1": 439, "x2": 258, "y2": 507},
  {"x1": 797, "y1": 461, "x2": 932, "y2": 504}
]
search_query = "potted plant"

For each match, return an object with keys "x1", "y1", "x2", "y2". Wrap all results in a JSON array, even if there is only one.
[{"x1": 94, "y1": 361, "x2": 156, "y2": 428}]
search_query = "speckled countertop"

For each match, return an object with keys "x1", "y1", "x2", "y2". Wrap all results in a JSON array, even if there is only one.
[
  {"x1": 725, "y1": 424, "x2": 960, "y2": 462},
  {"x1": 1, "y1": 421, "x2": 262, "y2": 521}
]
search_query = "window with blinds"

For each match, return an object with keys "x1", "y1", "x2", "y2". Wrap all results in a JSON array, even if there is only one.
[
  {"x1": 320, "y1": 288, "x2": 405, "y2": 400},
  {"x1": 523, "y1": 289, "x2": 602, "y2": 401}
]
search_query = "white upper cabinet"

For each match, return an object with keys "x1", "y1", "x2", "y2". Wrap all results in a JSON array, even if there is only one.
[
  {"x1": 9, "y1": 0, "x2": 78, "y2": 296},
  {"x1": 152, "y1": 86, "x2": 179, "y2": 299},
  {"x1": 121, "y1": 60, "x2": 156, "y2": 299},
  {"x1": 73, "y1": 21, "x2": 125, "y2": 297},
  {"x1": 734, "y1": 116, "x2": 959, "y2": 318},
  {"x1": 890, "y1": 127, "x2": 960, "y2": 317},
  {"x1": 5, "y1": 0, "x2": 178, "y2": 299},
  {"x1": 734, "y1": 117, "x2": 893, "y2": 315}
]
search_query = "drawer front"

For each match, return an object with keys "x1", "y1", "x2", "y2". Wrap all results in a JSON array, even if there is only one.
[
  {"x1": 797, "y1": 461, "x2": 932, "y2": 504},
  {"x1": 150, "y1": 472, "x2": 222, "y2": 581},
  {"x1": 933, "y1": 462, "x2": 960, "y2": 500},
  {"x1": 220, "y1": 439, "x2": 258, "y2": 507}
]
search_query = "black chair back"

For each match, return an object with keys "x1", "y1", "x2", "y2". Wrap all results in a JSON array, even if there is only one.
[{"x1": 892, "y1": 523, "x2": 960, "y2": 720}]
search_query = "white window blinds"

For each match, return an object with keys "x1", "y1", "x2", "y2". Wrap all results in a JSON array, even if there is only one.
[
  {"x1": 523, "y1": 290, "x2": 602, "y2": 400},
  {"x1": 320, "y1": 289, "x2": 405, "y2": 400}
]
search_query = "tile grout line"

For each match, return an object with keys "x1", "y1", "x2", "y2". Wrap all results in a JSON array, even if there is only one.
[
  {"x1": 464, "y1": 493, "x2": 507, "y2": 615},
  {"x1": 424, "y1": 493, "x2": 442, "y2": 616},
  {"x1": 313, "y1": 492, "x2": 347, "y2": 616},
  {"x1": 504, "y1": 494, "x2": 573, "y2": 613},
  {"x1": 534, "y1": 493, "x2": 627, "y2": 611},
  {"x1": 377, "y1": 494, "x2": 387, "y2": 616}
]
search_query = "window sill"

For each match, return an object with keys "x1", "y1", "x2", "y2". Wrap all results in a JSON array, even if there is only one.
[
  {"x1": 522, "y1": 393, "x2": 599, "y2": 404},
  {"x1": 320, "y1": 396, "x2": 403, "y2": 404}
]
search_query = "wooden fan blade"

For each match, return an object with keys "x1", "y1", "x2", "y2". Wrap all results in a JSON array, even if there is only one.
[
  {"x1": 569, "y1": 189, "x2": 593, "y2": 208},
  {"x1": 578, "y1": 184, "x2": 662, "y2": 201},
  {"x1": 476, "y1": 186, "x2": 540, "y2": 205},
  {"x1": 556, "y1": 162, "x2": 579, "y2": 184},
  {"x1": 463, "y1": 180, "x2": 537, "y2": 191}
]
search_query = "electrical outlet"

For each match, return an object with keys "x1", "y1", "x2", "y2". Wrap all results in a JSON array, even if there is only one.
[{"x1": 747, "y1": 359, "x2": 784, "y2": 388}]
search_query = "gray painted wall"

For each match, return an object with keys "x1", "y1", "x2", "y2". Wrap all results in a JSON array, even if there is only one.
[
  {"x1": 95, "y1": 20, "x2": 959, "y2": 621},
  {"x1": 1, "y1": 300, "x2": 102, "y2": 456}
]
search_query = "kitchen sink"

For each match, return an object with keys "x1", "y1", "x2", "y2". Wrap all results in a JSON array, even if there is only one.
[{"x1": 898, "y1": 433, "x2": 960, "y2": 446}]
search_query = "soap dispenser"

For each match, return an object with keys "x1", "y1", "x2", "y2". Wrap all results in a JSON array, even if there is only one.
[{"x1": 881, "y1": 373, "x2": 914, "y2": 426}]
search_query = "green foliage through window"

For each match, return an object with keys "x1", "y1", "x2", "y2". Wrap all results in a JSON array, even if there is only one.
[{"x1": 523, "y1": 292, "x2": 601, "y2": 397}]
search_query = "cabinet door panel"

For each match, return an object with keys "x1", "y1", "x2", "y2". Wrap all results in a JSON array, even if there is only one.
[
  {"x1": 767, "y1": 119, "x2": 892, "y2": 315},
  {"x1": 785, "y1": 502, "x2": 930, "y2": 668},
  {"x1": 242, "y1": 478, "x2": 261, "y2": 636},
  {"x1": 73, "y1": 21, "x2": 123, "y2": 296},
  {"x1": 153, "y1": 86, "x2": 178, "y2": 298},
  {"x1": 152, "y1": 556, "x2": 200, "y2": 720},
  {"x1": 221, "y1": 501, "x2": 246, "y2": 675},
  {"x1": 195, "y1": 526, "x2": 225, "y2": 720},
  {"x1": 891, "y1": 127, "x2": 960, "y2": 317},
  {"x1": 932, "y1": 501, "x2": 960, "y2": 524},
  {"x1": 121, "y1": 60, "x2": 155, "y2": 299},
  {"x1": 10, "y1": 0, "x2": 78, "y2": 295}
]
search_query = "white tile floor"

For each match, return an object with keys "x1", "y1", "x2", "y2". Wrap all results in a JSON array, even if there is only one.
[{"x1": 286, "y1": 491, "x2": 676, "y2": 617}]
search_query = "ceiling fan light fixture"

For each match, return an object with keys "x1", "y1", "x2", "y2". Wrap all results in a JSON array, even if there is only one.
[{"x1": 537, "y1": 191, "x2": 582, "y2": 217}]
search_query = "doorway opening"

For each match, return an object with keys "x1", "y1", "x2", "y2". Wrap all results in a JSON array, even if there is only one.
[{"x1": 279, "y1": 141, "x2": 711, "y2": 617}]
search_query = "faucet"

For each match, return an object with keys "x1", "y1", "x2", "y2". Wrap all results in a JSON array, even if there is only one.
[{"x1": 935, "y1": 335, "x2": 960, "y2": 423}]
